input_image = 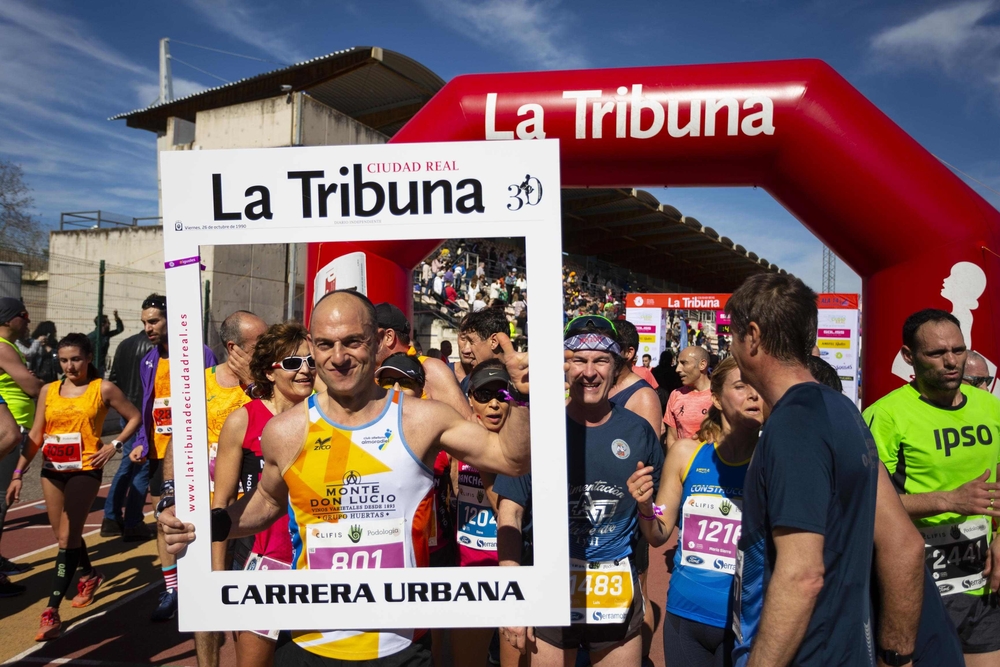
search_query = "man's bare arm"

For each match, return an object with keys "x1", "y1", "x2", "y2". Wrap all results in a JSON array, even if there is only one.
[
  {"x1": 746, "y1": 529, "x2": 825, "y2": 667},
  {"x1": 0, "y1": 344, "x2": 42, "y2": 397},
  {"x1": 161, "y1": 409, "x2": 303, "y2": 553},
  {"x1": 421, "y1": 356, "x2": 472, "y2": 419},
  {"x1": 873, "y1": 464, "x2": 922, "y2": 658},
  {"x1": 898, "y1": 469, "x2": 1000, "y2": 519},
  {"x1": 627, "y1": 387, "x2": 664, "y2": 439}
]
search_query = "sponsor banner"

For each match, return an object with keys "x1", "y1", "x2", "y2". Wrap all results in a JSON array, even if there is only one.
[
  {"x1": 816, "y1": 293, "x2": 861, "y2": 406},
  {"x1": 624, "y1": 307, "x2": 664, "y2": 366},
  {"x1": 160, "y1": 140, "x2": 569, "y2": 631},
  {"x1": 817, "y1": 293, "x2": 859, "y2": 309},
  {"x1": 627, "y1": 293, "x2": 729, "y2": 310}
]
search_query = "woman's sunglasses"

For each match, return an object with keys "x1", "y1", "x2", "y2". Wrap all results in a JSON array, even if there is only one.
[
  {"x1": 471, "y1": 386, "x2": 513, "y2": 404},
  {"x1": 272, "y1": 355, "x2": 315, "y2": 371}
]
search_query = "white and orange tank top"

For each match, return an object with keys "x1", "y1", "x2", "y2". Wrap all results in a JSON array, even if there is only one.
[
  {"x1": 42, "y1": 379, "x2": 107, "y2": 472},
  {"x1": 283, "y1": 389, "x2": 434, "y2": 660}
]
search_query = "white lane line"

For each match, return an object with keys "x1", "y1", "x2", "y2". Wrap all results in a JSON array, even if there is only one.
[
  {"x1": 5, "y1": 484, "x2": 112, "y2": 516},
  {"x1": 23, "y1": 524, "x2": 102, "y2": 530},
  {"x1": 1, "y1": 580, "x2": 159, "y2": 665},
  {"x1": 10, "y1": 511, "x2": 153, "y2": 563}
]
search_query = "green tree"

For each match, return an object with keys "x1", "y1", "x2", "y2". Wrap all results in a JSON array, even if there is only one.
[{"x1": 0, "y1": 160, "x2": 43, "y2": 251}]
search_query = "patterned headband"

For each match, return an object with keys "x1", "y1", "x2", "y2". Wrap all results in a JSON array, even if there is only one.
[{"x1": 564, "y1": 333, "x2": 621, "y2": 354}]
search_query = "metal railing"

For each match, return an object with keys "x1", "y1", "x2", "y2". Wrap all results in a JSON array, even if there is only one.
[{"x1": 59, "y1": 211, "x2": 162, "y2": 231}]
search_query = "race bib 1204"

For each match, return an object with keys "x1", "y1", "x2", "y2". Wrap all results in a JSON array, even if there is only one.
[
  {"x1": 569, "y1": 558, "x2": 633, "y2": 625},
  {"x1": 457, "y1": 483, "x2": 497, "y2": 552}
]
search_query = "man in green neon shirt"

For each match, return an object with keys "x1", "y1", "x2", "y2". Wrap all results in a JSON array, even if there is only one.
[
  {"x1": 0, "y1": 297, "x2": 44, "y2": 592},
  {"x1": 865, "y1": 308, "x2": 1000, "y2": 666}
]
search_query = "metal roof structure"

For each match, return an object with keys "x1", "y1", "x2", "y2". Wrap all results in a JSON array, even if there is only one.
[
  {"x1": 111, "y1": 46, "x2": 445, "y2": 136},
  {"x1": 561, "y1": 189, "x2": 788, "y2": 292}
]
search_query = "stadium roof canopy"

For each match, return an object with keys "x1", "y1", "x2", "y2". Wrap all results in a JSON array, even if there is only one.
[
  {"x1": 111, "y1": 46, "x2": 445, "y2": 136},
  {"x1": 562, "y1": 189, "x2": 788, "y2": 293}
]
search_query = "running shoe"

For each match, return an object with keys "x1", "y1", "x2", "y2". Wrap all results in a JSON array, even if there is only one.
[
  {"x1": 100, "y1": 518, "x2": 124, "y2": 537},
  {"x1": 35, "y1": 607, "x2": 62, "y2": 641},
  {"x1": 71, "y1": 570, "x2": 105, "y2": 608},
  {"x1": 0, "y1": 573, "x2": 26, "y2": 597},
  {"x1": 123, "y1": 522, "x2": 154, "y2": 542},
  {"x1": 151, "y1": 588, "x2": 178, "y2": 622},
  {"x1": 0, "y1": 556, "x2": 31, "y2": 575}
]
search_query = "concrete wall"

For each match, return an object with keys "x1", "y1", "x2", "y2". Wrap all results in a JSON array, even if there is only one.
[{"x1": 47, "y1": 227, "x2": 166, "y2": 364}]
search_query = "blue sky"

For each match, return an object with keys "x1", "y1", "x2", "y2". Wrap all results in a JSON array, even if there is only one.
[{"x1": 2, "y1": 0, "x2": 999, "y2": 294}]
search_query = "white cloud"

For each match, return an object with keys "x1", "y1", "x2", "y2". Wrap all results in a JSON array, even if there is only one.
[
  {"x1": 0, "y1": 1, "x2": 149, "y2": 76},
  {"x1": 0, "y1": 0, "x2": 166, "y2": 230},
  {"x1": 871, "y1": 1, "x2": 1000, "y2": 82},
  {"x1": 181, "y1": 0, "x2": 306, "y2": 65},
  {"x1": 419, "y1": 0, "x2": 588, "y2": 70}
]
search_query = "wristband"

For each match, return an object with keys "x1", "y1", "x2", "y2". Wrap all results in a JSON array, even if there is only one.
[
  {"x1": 154, "y1": 495, "x2": 175, "y2": 518},
  {"x1": 13, "y1": 468, "x2": 22, "y2": 476},
  {"x1": 211, "y1": 508, "x2": 233, "y2": 542},
  {"x1": 638, "y1": 509, "x2": 656, "y2": 521}
]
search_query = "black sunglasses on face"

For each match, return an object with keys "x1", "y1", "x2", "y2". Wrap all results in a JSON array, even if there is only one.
[
  {"x1": 964, "y1": 375, "x2": 994, "y2": 388},
  {"x1": 471, "y1": 386, "x2": 513, "y2": 404},
  {"x1": 272, "y1": 355, "x2": 315, "y2": 371}
]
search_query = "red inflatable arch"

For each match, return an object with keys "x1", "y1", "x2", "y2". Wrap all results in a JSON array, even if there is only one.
[{"x1": 307, "y1": 59, "x2": 1000, "y2": 405}]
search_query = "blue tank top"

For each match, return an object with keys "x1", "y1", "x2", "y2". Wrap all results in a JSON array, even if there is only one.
[
  {"x1": 608, "y1": 378, "x2": 653, "y2": 408},
  {"x1": 668, "y1": 441, "x2": 750, "y2": 628}
]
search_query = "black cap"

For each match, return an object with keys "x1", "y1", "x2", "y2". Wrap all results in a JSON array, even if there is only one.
[
  {"x1": 467, "y1": 364, "x2": 510, "y2": 393},
  {"x1": 375, "y1": 354, "x2": 425, "y2": 387},
  {"x1": 0, "y1": 297, "x2": 27, "y2": 325},
  {"x1": 374, "y1": 302, "x2": 411, "y2": 335}
]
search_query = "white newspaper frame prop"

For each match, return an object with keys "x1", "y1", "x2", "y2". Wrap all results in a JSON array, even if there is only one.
[{"x1": 160, "y1": 140, "x2": 569, "y2": 632}]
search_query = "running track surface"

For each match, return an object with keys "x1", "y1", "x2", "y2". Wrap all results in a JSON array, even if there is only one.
[{"x1": 0, "y1": 487, "x2": 675, "y2": 667}]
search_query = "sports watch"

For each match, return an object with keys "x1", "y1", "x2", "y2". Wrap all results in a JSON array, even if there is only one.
[
  {"x1": 112, "y1": 440, "x2": 124, "y2": 454},
  {"x1": 877, "y1": 648, "x2": 913, "y2": 666}
]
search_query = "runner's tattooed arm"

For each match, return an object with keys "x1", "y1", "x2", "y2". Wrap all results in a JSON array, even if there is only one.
[
  {"x1": 746, "y1": 529, "x2": 825, "y2": 667},
  {"x1": 872, "y1": 464, "x2": 922, "y2": 658}
]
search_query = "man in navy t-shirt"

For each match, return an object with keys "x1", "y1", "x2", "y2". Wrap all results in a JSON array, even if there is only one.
[
  {"x1": 726, "y1": 274, "x2": 918, "y2": 667},
  {"x1": 495, "y1": 315, "x2": 663, "y2": 665}
]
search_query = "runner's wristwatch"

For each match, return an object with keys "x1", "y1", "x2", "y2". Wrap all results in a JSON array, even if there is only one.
[
  {"x1": 112, "y1": 440, "x2": 124, "y2": 453},
  {"x1": 877, "y1": 648, "x2": 913, "y2": 666}
]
